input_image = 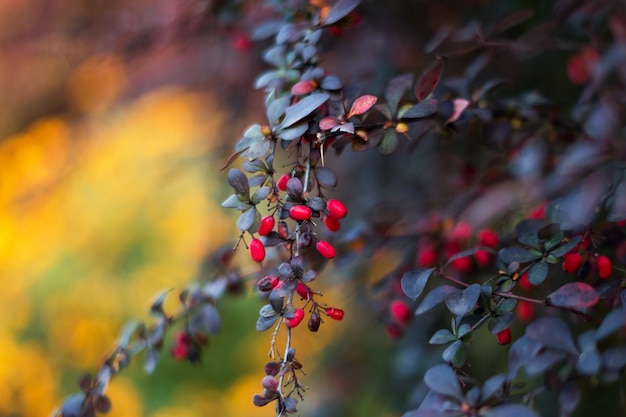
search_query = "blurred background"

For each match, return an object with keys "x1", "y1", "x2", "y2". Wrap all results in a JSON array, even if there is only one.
[{"x1": 0, "y1": 0, "x2": 604, "y2": 416}]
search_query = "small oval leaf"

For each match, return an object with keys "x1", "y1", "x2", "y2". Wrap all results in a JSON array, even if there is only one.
[
  {"x1": 424, "y1": 364, "x2": 463, "y2": 401},
  {"x1": 347, "y1": 95, "x2": 378, "y2": 118},
  {"x1": 401, "y1": 268, "x2": 436, "y2": 300}
]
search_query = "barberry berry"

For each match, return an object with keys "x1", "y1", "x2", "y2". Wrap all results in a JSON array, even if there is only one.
[
  {"x1": 597, "y1": 255, "x2": 613, "y2": 279},
  {"x1": 284, "y1": 308, "x2": 305, "y2": 328},
  {"x1": 250, "y1": 238, "x2": 266, "y2": 263},
  {"x1": 327, "y1": 199, "x2": 348, "y2": 219},
  {"x1": 323, "y1": 215, "x2": 341, "y2": 232},
  {"x1": 325, "y1": 307, "x2": 344, "y2": 320},
  {"x1": 258, "y1": 215, "x2": 275, "y2": 236},
  {"x1": 296, "y1": 282, "x2": 311, "y2": 300},
  {"x1": 478, "y1": 229, "x2": 499, "y2": 248},
  {"x1": 496, "y1": 328, "x2": 511, "y2": 345},
  {"x1": 562, "y1": 253, "x2": 582, "y2": 273},
  {"x1": 389, "y1": 300, "x2": 412, "y2": 325},
  {"x1": 316, "y1": 240, "x2": 336, "y2": 259},
  {"x1": 277, "y1": 174, "x2": 290, "y2": 191},
  {"x1": 516, "y1": 301, "x2": 534, "y2": 322},
  {"x1": 290, "y1": 205, "x2": 312, "y2": 221},
  {"x1": 473, "y1": 249, "x2": 492, "y2": 267},
  {"x1": 417, "y1": 244, "x2": 438, "y2": 268}
]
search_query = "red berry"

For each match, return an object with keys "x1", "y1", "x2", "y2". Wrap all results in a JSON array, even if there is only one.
[
  {"x1": 597, "y1": 255, "x2": 613, "y2": 279},
  {"x1": 258, "y1": 215, "x2": 275, "y2": 236},
  {"x1": 390, "y1": 300, "x2": 412, "y2": 325},
  {"x1": 258, "y1": 275, "x2": 279, "y2": 292},
  {"x1": 517, "y1": 272, "x2": 533, "y2": 291},
  {"x1": 171, "y1": 332, "x2": 189, "y2": 360},
  {"x1": 296, "y1": 282, "x2": 311, "y2": 300},
  {"x1": 386, "y1": 322, "x2": 404, "y2": 340},
  {"x1": 327, "y1": 199, "x2": 348, "y2": 219},
  {"x1": 516, "y1": 301, "x2": 534, "y2": 322},
  {"x1": 478, "y1": 229, "x2": 499, "y2": 248},
  {"x1": 451, "y1": 256, "x2": 472, "y2": 273},
  {"x1": 449, "y1": 221, "x2": 472, "y2": 242},
  {"x1": 323, "y1": 215, "x2": 341, "y2": 232},
  {"x1": 316, "y1": 240, "x2": 336, "y2": 259},
  {"x1": 417, "y1": 244, "x2": 438, "y2": 267},
  {"x1": 277, "y1": 174, "x2": 290, "y2": 191},
  {"x1": 496, "y1": 328, "x2": 511, "y2": 345},
  {"x1": 562, "y1": 253, "x2": 583, "y2": 273},
  {"x1": 473, "y1": 249, "x2": 492, "y2": 267},
  {"x1": 289, "y1": 205, "x2": 312, "y2": 221},
  {"x1": 284, "y1": 308, "x2": 305, "y2": 328},
  {"x1": 325, "y1": 307, "x2": 344, "y2": 320},
  {"x1": 250, "y1": 238, "x2": 266, "y2": 262}
]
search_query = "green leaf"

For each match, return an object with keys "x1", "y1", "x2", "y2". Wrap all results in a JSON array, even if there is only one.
[
  {"x1": 379, "y1": 129, "x2": 398, "y2": 155},
  {"x1": 549, "y1": 236, "x2": 582, "y2": 257},
  {"x1": 429, "y1": 329, "x2": 457, "y2": 345},
  {"x1": 499, "y1": 246, "x2": 541, "y2": 264},
  {"x1": 527, "y1": 261, "x2": 548, "y2": 286},
  {"x1": 401, "y1": 268, "x2": 436, "y2": 300}
]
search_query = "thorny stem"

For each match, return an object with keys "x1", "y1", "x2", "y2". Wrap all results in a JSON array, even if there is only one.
[{"x1": 278, "y1": 294, "x2": 294, "y2": 400}]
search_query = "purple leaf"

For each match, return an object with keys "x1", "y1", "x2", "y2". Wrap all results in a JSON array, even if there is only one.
[
  {"x1": 526, "y1": 316, "x2": 578, "y2": 354},
  {"x1": 280, "y1": 93, "x2": 329, "y2": 128},
  {"x1": 424, "y1": 364, "x2": 464, "y2": 401},
  {"x1": 415, "y1": 59, "x2": 444, "y2": 101},
  {"x1": 547, "y1": 282, "x2": 599, "y2": 311}
]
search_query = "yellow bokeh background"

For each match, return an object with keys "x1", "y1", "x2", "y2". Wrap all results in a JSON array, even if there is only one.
[{"x1": 0, "y1": 49, "x2": 350, "y2": 417}]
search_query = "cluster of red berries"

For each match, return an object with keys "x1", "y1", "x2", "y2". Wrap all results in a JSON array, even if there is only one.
[
  {"x1": 416, "y1": 219, "x2": 500, "y2": 272},
  {"x1": 246, "y1": 173, "x2": 347, "y2": 264},
  {"x1": 560, "y1": 234, "x2": 613, "y2": 279}
]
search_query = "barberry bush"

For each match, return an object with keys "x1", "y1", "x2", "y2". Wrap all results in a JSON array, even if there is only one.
[{"x1": 49, "y1": 0, "x2": 626, "y2": 416}]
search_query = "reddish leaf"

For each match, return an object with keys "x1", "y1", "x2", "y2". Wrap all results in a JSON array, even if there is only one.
[
  {"x1": 347, "y1": 95, "x2": 378, "y2": 118},
  {"x1": 323, "y1": 0, "x2": 360, "y2": 26},
  {"x1": 319, "y1": 116, "x2": 340, "y2": 131},
  {"x1": 291, "y1": 79, "x2": 317, "y2": 96},
  {"x1": 415, "y1": 59, "x2": 444, "y2": 100},
  {"x1": 547, "y1": 282, "x2": 599, "y2": 311}
]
